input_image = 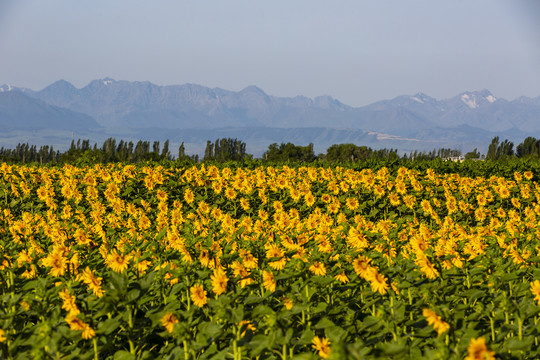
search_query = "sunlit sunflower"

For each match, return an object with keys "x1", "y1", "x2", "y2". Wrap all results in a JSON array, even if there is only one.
[
  {"x1": 59, "y1": 288, "x2": 79, "y2": 315},
  {"x1": 0, "y1": 329, "x2": 6, "y2": 342},
  {"x1": 211, "y1": 267, "x2": 228, "y2": 296},
  {"x1": 82, "y1": 323, "x2": 96, "y2": 340},
  {"x1": 304, "y1": 192, "x2": 316, "y2": 207},
  {"x1": 417, "y1": 256, "x2": 440, "y2": 279},
  {"x1": 224, "y1": 187, "x2": 237, "y2": 200},
  {"x1": 422, "y1": 308, "x2": 450, "y2": 336},
  {"x1": 312, "y1": 336, "x2": 331, "y2": 359},
  {"x1": 369, "y1": 271, "x2": 389, "y2": 295},
  {"x1": 465, "y1": 337, "x2": 495, "y2": 360},
  {"x1": 421, "y1": 199, "x2": 433, "y2": 215},
  {"x1": 403, "y1": 195, "x2": 416, "y2": 210},
  {"x1": 345, "y1": 197, "x2": 359, "y2": 211},
  {"x1": 334, "y1": 272, "x2": 349, "y2": 284},
  {"x1": 190, "y1": 284, "x2": 208, "y2": 307},
  {"x1": 106, "y1": 250, "x2": 131, "y2": 273},
  {"x1": 42, "y1": 251, "x2": 68, "y2": 277},
  {"x1": 262, "y1": 270, "x2": 277, "y2": 292},
  {"x1": 240, "y1": 197, "x2": 250, "y2": 211},
  {"x1": 352, "y1": 256, "x2": 375, "y2": 280},
  {"x1": 309, "y1": 261, "x2": 327, "y2": 276},
  {"x1": 184, "y1": 188, "x2": 195, "y2": 204},
  {"x1": 530, "y1": 280, "x2": 540, "y2": 305},
  {"x1": 81, "y1": 267, "x2": 104, "y2": 297}
]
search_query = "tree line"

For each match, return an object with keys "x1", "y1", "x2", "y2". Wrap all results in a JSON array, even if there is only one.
[
  {"x1": 1, "y1": 135, "x2": 539, "y2": 165},
  {"x1": 485, "y1": 136, "x2": 540, "y2": 160}
]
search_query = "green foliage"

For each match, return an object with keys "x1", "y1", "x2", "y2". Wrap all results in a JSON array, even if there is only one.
[
  {"x1": 325, "y1": 143, "x2": 399, "y2": 162},
  {"x1": 204, "y1": 138, "x2": 251, "y2": 162},
  {"x1": 263, "y1": 142, "x2": 316, "y2": 162},
  {"x1": 516, "y1": 136, "x2": 540, "y2": 159}
]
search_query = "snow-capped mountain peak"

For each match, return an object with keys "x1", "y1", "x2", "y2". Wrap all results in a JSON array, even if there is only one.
[
  {"x1": 486, "y1": 95, "x2": 496, "y2": 103},
  {"x1": 461, "y1": 93, "x2": 479, "y2": 109},
  {"x1": 0, "y1": 84, "x2": 14, "y2": 92},
  {"x1": 410, "y1": 96, "x2": 424, "y2": 104},
  {"x1": 459, "y1": 90, "x2": 497, "y2": 109}
]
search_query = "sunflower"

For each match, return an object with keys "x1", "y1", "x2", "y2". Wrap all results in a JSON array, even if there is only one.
[
  {"x1": 304, "y1": 192, "x2": 316, "y2": 207},
  {"x1": 42, "y1": 251, "x2": 68, "y2": 277},
  {"x1": 184, "y1": 189, "x2": 195, "y2": 204},
  {"x1": 0, "y1": 329, "x2": 6, "y2": 343},
  {"x1": 238, "y1": 320, "x2": 257, "y2": 337},
  {"x1": 421, "y1": 200, "x2": 433, "y2": 215},
  {"x1": 262, "y1": 270, "x2": 277, "y2": 292},
  {"x1": 422, "y1": 308, "x2": 450, "y2": 336},
  {"x1": 82, "y1": 324, "x2": 96, "y2": 340},
  {"x1": 312, "y1": 336, "x2": 331, "y2": 359},
  {"x1": 388, "y1": 192, "x2": 401, "y2": 206},
  {"x1": 352, "y1": 256, "x2": 375, "y2": 280},
  {"x1": 212, "y1": 181, "x2": 223, "y2": 194},
  {"x1": 80, "y1": 267, "x2": 104, "y2": 297},
  {"x1": 65, "y1": 313, "x2": 85, "y2": 331},
  {"x1": 369, "y1": 271, "x2": 389, "y2": 295},
  {"x1": 190, "y1": 284, "x2": 208, "y2": 307},
  {"x1": 334, "y1": 272, "x2": 349, "y2": 284},
  {"x1": 161, "y1": 312, "x2": 179, "y2": 334},
  {"x1": 497, "y1": 185, "x2": 510, "y2": 199},
  {"x1": 465, "y1": 337, "x2": 495, "y2": 360},
  {"x1": 224, "y1": 187, "x2": 237, "y2": 201},
  {"x1": 373, "y1": 185, "x2": 385, "y2": 197},
  {"x1": 530, "y1": 280, "x2": 540, "y2": 305},
  {"x1": 309, "y1": 261, "x2": 327, "y2": 276},
  {"x1": 59, "y1": 288, "x2": 79, "y2": 315},
  {"x1": 446, "y1": 196, "x2": 458, "y2": 214},
  {"x1": 416, "y1": 255, "x2": 440, "y2": 279},
  {"x1": 283, "y1": 296, "x2": 294, "y2": 310},
  {"x1": 106, "y1": 250, "x2": 130, "y2": 273},
  {"x1": 403, "y1": 195, "x2": 416, "y2": 210},
  {"x1": 240, "y1": 197, "x2": 250, "y2": 211},
  {"x1": 474, "y1": 207, "x2": 487, "y2": 223},
  {"x1": 211, "y1": 267, "x2": 228, "y2": 296}
]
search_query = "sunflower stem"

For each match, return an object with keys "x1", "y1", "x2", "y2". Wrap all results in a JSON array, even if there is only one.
[
  {"x1": 93, "y1": 337, "x2": 99, "y2": 360},
  {"x1": 183, "y1": 340, "x2": 189, "y2": 360},
  {"x1": 490, "y1": 314, "x2": 495, "y2": 342}
]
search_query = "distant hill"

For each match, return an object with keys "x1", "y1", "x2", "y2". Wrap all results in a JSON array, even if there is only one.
[
  {"x1": 0, "y1": 90, "x2": 99, "y2": 131},
  {"x1": 1, "y1": 78, "x2": 539, "y2": 155}
]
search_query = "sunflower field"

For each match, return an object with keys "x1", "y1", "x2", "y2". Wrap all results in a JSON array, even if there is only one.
[{"x1": 1, "y1": 161, "x2": 540, "y2": 359}]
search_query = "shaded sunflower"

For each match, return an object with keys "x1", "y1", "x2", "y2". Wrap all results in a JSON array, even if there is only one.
[{"x1": 161, "y1": 312, "x2": 179, "y2": 334}]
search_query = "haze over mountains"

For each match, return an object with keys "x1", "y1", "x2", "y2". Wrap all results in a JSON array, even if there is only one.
[{"x1": 1, "y1": 78, "x2": 539, "y2": 156}]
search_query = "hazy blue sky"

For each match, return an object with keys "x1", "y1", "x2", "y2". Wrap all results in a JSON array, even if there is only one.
[{"x1": 1, "y1": 0, "x2": 539, "y2": 106}]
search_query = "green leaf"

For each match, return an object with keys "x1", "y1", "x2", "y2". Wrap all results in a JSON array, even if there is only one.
[
  {"x1": 98, "y1": 317, "x2": 121, "y2": 335},
  {"x1": 505, "y1": 336, "x2": 534, "y2": 351},
  {"x1": 378, "y1": 340, "x2": 407, "y2": 356},
  {"x1": 113, "y1": 350, "x2": 136, "y2": 360},
  {"x1": 314, "y1": 317, "x2": 336, "y2": 329}
]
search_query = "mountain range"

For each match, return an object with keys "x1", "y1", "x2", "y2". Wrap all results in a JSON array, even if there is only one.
[{"x1": 1, "y1": 78, "x2": 539, "y2": 156}]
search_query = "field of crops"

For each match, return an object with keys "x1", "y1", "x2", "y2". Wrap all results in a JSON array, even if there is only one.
[{"x1": 1, "y1": 162, "x2": 540, "y2": 359}]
